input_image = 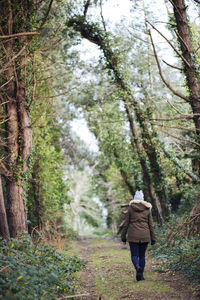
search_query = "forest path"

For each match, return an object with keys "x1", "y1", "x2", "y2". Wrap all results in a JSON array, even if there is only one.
[{"x1": 67, "y1": 237, "x2": 197, "y2": 300}]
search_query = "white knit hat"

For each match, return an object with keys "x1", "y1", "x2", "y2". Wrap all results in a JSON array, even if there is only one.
[{"x1": 134, "y1": 190, "x2": 144, "y2": 201}]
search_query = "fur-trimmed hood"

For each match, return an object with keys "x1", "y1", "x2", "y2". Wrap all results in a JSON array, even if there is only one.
[{"x1": 129, "y1": 199, "x2": 152, "y2": 212}]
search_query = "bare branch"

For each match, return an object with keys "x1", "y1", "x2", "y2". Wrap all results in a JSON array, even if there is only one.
[
  {"x1": 146, "y1": 20, "x2": 191, "y2": 68},
  {"x1": 36, "y1": 92, "x2": 69, "y2": 100},
  {"x1": 0, "y1": 32, "x2": 39, "y2": 39},
  {"x1": 57, "y1": 293, "x2": 90, "y2": 299},
  {"x1": 159, "y1": 128, "x2": 200, "y2": 147},
  {"x1": 164, "y1": 97, "x2": 185, "y2": 115},
  {"x1": 175, "y1": 30, "x2": 190, "y2": 52},
  {"x1": 144, "y1": 7, "x2": 154, "y2": 92},
  {"x1": 149, "y1": 29, "x2": 191, "y2": 102},
  {"x1": 0, "y1": 76, "x2": 14, "y2": 89},
  {"x1": 0, "y1": 39, "x2": 33, "y2": 75},
  {"x1": 40, "y1": 38, "x2": 63, "y2": 52},
  {"x1": 0, "y1": 161, "x2": 11, "y2": 177},
  {"x1": 35, "y1": 25, "x2": 61, "y2": 52},
  {"x1": 148, "y1": 114, "x2": 200, "y2": 122},
  {"x1": 100, "y1": 0, "x2": 107, "y2": 32},
  {"x1": 162, "y1": 146, "x2": 200, "y2": 183},
  {"x1": 151, "y1": 122, "x2": 198, "y2": 133},
  {"x1": 162, "y1": 59, "x2": 183, "y2": 71},
  {"x1": 39, "y1": 0, "x2": 54, "y2": 30},
  {"x1": 83, "y1": 0, "x2": 92, "y2": 20}
]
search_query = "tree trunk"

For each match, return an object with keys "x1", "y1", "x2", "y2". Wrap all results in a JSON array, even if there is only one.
[
  {"x1": 171, "y1": 0, "x2": 200, "y2": 173},
  {"x1": 0, "y1": 176, "x2": 10, "y2": 240},
  {"x1": 125, "y1": 103, "x2": 163, "y2": 224},
  {"x1": 1, "y1": 1, "x2": 32, "y2": 237},
  {"x1": 6, "y1": 180, "x2": 27, "y2": 237}
]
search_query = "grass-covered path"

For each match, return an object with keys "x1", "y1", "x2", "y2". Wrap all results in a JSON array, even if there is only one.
[{"x1": 67, "y1": 237, "x2": 198, "y2": 300}]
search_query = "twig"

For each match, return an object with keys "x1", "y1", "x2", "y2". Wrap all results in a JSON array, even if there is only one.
[
  {"x1": 0, "y1": 101, "x2": 9, "y2": 106},
  {"x1": 41, "y1": 38, "x2": 63, "y2": 52},
  {"x1": 151, "y1": 123, "x2": 198, "y2": 132},
  {"x1": 57, "y1": 293, "x2": 90, "y2": 299},
  {"x1": 146, "y1": 20, "x2": 191, "y2": 68},
  {"x1": 0, "y1": 76, "x2": 13, "y2": 89},
  {"x1": 148, "y1": 114, "x2": 200, "y2": 121},
  {"x1": 175, "y1": 30, "x2": 190, "y2": 52},
  {"x1": 100, "y1": 0, "x2": 106, "y2": 32},
  {"x1": 0, "y1": 32, "x2": 39, "y2": 39},
  {"x1": 143, "y1": 0, "x2": 154, "y2": 92},
  {"x1": 167, "y1": 212, "x2": 200, "y2": 243},
  {"x1": 0, "y1": 161, "x2": 11, "y2": 177},
  {"x1": 159, "y1": 128, "x2": 200, "y2": 147},
  {"x1": 35, "y1": 25, "x2": 61, "y2": 52},
  {"x1": 164, "y1": 97, "x2": 185, "y2": 115},
  {"x1": 148, "y1": 29, "x2": 191, "y2": 102},
  {"x1": 162, "y1": 59, "x2": 183, "y2": 71},
  {"x1": 187, "y1": 213, "x2": 200, "y2": 225},
  {"x1": 35, "y1": 92, "x2": 69, "y2": 100},
  {"x1": 0, "y1": 39, "x2": 33, "y2": 75},
  {"x1": 83, "y1": 0, "x2": 92, "y2": 20},
  {"x1": 39, "y1": 0, "x2": 54, "y2": 30},
  {"x1": 0, "y1": 266, "x2": 9, "y2": 273}
]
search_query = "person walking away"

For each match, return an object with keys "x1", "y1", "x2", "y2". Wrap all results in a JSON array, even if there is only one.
[{"x1": 121, "y1": 191, "x2": 156, "y2": 281}]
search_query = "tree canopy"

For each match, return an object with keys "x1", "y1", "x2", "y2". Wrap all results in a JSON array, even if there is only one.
[{"x1": 0, "y1": 0, "x2": 199, "y2": 240}]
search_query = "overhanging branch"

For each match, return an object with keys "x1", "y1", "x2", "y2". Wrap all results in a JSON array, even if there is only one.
[
  {"x1": 0, "y1": 32, "x2": 39, "y2": 39},
  {"x1": 146, "y1": 20, "x2": 191, "y2": 68},
  {"x1": 149, "y1": 29, "x2": 191, "y2": 102}
]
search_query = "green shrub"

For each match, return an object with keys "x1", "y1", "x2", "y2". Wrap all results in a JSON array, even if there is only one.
[
  {"x1": 152, "y1": 221, "x2": 200, "y2": 284},
  {"x1": 0, "y1": 235, "x2": 85, "y2": 299}
]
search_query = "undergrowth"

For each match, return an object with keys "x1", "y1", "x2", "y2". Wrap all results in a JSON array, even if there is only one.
[
  {"x1": 152, "y1": 218, "x2": 200, "y2": 285},
  {"x1": 0, "y1": 235, "x2": 85, "y2": 300}
]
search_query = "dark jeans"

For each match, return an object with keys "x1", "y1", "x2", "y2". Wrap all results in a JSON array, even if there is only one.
[{"x1": 129, "y1": 242, "x2": 148, "y2": 272}]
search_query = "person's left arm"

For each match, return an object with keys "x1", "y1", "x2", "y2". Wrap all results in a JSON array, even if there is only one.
[{"x1": 148, "y1": 211, "x2": 156, "y2": 243}]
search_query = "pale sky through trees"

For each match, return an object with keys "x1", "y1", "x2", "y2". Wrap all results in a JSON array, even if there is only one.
[{"x1": 70, "y1": 0, "x2": 134, "y2": 152}]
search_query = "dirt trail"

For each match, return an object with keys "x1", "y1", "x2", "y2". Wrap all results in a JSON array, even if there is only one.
[
  {"x1": 68, "y1": 238, "x2": 198, "y2": 300},
  {"x1": 78, "y1": 239, "x2": 100, "y2": 300}
]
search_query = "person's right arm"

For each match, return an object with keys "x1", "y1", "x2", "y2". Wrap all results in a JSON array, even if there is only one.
[{"x1": 121, "y1": 208, "x2": 130, "y2": 243}]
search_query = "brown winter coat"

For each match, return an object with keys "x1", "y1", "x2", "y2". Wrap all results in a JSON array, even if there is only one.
[{"x1": 121, "y1": 200, "x2": 156, "y2": 243}]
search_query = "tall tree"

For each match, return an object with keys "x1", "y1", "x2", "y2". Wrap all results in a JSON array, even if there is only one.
[
  {"x1": 170, "y1": 0, "x2": 200, "y2": 173},
  {"x1": 148, "y1": 0, "x2": 200, "y2": 174},
  {"x1": 0, "y1": 0, "x2": 54, "y2": 237}
]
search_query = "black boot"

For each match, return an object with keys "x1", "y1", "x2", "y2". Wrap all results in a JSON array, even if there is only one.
[
  {"x1": 141, "y1": 272, "x2": 145, "y2": 280},
  {"x1": 136, "y1": 266, "x2": 142, "y2": 281}
]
